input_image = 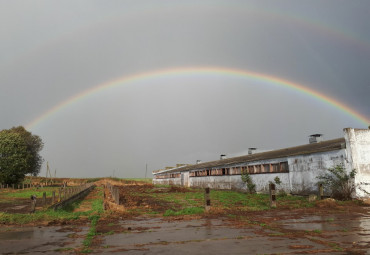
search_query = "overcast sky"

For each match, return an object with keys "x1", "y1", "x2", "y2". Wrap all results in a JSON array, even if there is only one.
[{"x1": 1, "y1": 0, "x2": 369, "y2": 178}]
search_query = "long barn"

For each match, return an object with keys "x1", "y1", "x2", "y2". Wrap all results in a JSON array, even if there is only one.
[{"x1": 153, "y1": 128, "x2": 370, "y2": 198}]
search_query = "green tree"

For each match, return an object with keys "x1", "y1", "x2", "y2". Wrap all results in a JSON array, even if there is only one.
[
  {"x1": 9, "y1": 126, "x2": 44, "y2": 176},
  {"x1": 0, "y1": 126, "x2": 43, "y2": 184}
]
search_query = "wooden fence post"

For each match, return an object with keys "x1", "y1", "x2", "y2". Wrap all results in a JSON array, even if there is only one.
[
  {"x1": 42, "y1": 192, "x2": 46, "y2": 206},
  {"x1": 113, "y1": 187, "x2": 120, "y2": 204},
  {"x1": 318, "y1": 183, "x2": 323, "y2": 200},
  {"x1": 269, "y1": 183, "x2": 277, "y2": 208},
  {"x1": 30, "y1": 195, "x2": 37, "y2": 213},
  {"x1": 58, "y1": 188, "x2": 61, "y2": 202},
  {"x1": 52, "y1": 191, "x2": 55, "y2": 204},
  {"x1": 204, "y1": 187, "x2": 211, "y2": 211}
]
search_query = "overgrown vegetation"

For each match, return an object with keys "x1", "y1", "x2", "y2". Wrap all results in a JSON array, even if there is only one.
[
  {"x1": 131, "y1": 186, "x2": 315, "y2": 215},
  {"x1": 0, "y1": 186, "x2": 104, "y2": 225},
  {"x1": 317, "y1": 164, "x2": 356, "y2": 200},
  {"x1": 272, "y1": 176, "x2": 287, "y2": 197},
  {"x1": 3, "y1": 187, "x2": 57, "y2": 198},
  {"x1": 241, "y1": 170, "x2": 256, "y2": 194},
  {"x1": 164, "y1": 207, "x2": 204, "y2": 216}
]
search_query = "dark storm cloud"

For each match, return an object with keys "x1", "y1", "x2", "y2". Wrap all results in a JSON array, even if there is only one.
[{"x1": 1, "y1": 0, "x2": 369, "y2": 177}]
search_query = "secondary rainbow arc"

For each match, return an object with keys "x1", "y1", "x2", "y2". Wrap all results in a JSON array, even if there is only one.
[{"x1": 25, "y1": 67, "x2": 369, "y2": 130}]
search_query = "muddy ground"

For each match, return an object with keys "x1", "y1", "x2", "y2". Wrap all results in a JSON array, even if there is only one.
[{"x1": 0, "y1": 182, "x2": 369, "y2": 254}]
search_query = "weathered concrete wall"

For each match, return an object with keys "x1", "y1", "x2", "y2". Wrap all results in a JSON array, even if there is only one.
[
  {"x1": 344, "y1": 128, "x2": 370, "y2": 197},
  {"x1": 288, "y1": 150, "x2": 346, "y2": 194},
  {"x1": 50, "y1": 184, "x2": 95, "y2": 210},
  {"x1": 153, "y1": 128, "x2": 370, "y2": 198},
  {"x1": 251, "y1": 173, "x2": 290, "y2": 193},
  {"x1": 153, "y1": 178, "x2": 181, "y2": 186},
  {"x1": 152, "y1": 150, "x2": 346, "y2": 195},
  {"x1": 189, "y1": 175, "x2": 242, "y2": 190}
]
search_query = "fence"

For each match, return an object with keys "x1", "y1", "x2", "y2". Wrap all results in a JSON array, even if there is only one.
[
  {"x1": 0, "y1": 183, "x2": 38, "y2": 190},
  {"x1": 106, "y1": 183, "x2": 120, "y2": 205},
  {"x1": 26, "y1": 183, "x2": 95, "y2": 212}
]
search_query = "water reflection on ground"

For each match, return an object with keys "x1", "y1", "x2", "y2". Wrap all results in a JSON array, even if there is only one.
[{"x1": 0, "y1": 210, "x2": 369, "y2": 254}]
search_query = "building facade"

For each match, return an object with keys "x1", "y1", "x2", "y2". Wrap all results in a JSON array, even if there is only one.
[{"x1": 153, "y1": 128, "x2": 370, "y2": 198}]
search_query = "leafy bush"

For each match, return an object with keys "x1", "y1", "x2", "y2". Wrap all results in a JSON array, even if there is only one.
[
  {"x1": 241, "y1": 170, "x2": 256, "y2": 194},
  {"x1": 317, "y1": 164, "x2": 356, "y2": 200}
]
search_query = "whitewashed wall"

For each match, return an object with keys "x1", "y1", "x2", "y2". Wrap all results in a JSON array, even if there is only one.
[
  {"x1": 344, "y1": 128, "x2": 370, "y2": 197},
  {"x1": 153, "y1": 128, "x2": 370, "y2": 198},
  {"x1": 153, "y1": 177, "x2": 181, "y2": 186},
  {"x1": 288, "y1": 150, "x2": 346, "y2": 194}
]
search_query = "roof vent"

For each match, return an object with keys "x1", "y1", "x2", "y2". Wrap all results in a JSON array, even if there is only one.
[
  {"x1": 248, "y1": 148, "x2": 257, "y2": 155},
  {"x1": 309, "y1": 134, "x2": 323, "y2": 144},
  {"x1": 220, "y1": 154, "x2": 227, "y2": 160}
]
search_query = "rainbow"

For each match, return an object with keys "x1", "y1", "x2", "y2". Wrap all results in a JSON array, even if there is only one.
[{"x1": 25, "y1": 67, "x2": 369, "y2": 130}]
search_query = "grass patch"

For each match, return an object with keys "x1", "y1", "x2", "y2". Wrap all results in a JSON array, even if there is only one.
[
  {"x1": 146, "y1": 186, "x2": 317, "y2": 216},
  {"x1": 81, "y1": 186, "x2": 104, "y2": 253},
  {"x1": 0, "y1": 186, "x2": 104, "y2": 225},
  {"x1": 164, "y1": 207, "x2": 204, "y2": 216},
  {"x1": 2, "y1": 187, "x2": 58, "y2": 198}
]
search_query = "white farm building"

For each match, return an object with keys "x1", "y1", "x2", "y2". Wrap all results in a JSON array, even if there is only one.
[{"x1": 153, "y1": 128, "x2": 370, "y2": 198}]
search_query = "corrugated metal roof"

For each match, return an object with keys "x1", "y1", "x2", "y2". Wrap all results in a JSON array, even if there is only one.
[{"x1": 154, "y1": 138, "x2": 345, "y2": 174}]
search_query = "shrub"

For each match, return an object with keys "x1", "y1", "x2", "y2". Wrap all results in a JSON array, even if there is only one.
[
  {"x1": 317, "y1": 164, "x2": 356, "y2": 200},
  {"x1": 241, "y1": 170, "x2": 256, "y2": 194},
  {"x1": 272, "y1": 176, "x2": 287, "y2": 197}
]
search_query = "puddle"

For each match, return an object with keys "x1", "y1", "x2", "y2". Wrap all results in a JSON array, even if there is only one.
[
  {"x1": 98, "y1": 218, "x2": 329, "y2": 255},
  {"x1": 0, "y1": 226, "x2": 88, "y2": 254},
  {"x1": 279, "y1": 213, "x2": 370, "y2": 232}
]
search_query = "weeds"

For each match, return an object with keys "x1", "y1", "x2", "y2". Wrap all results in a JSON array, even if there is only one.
[
  {"x1": 164, "y1": 207, "x2": 204, "y2": 216},
  {"x1": 317, "y1": 164, "x2": 356, "y2": 200},
  {"x1": 241, "y1": 170, "x2": 256, "y2": 193}
]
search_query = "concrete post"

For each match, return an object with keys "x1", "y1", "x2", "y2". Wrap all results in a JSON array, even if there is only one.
[
  {"x1": 52, "y1": 191, "x2": 55, "y2": 204},
  {"x1": 12, "y1": 184, "x2": 14, "y2": 189},
  {"x1": 113, "y1": 187, "x2": 120, "y2": 204},
  {"x1": 18, "y1": 184, "x2": 20, "y2": 189},
  {"x1": 318, "y1": 183, "x2": 324, "y2": 200},
  {"x1": 42, "y1": 192, "x2": 46, "y2": 206},
  {"x1": 204, "y1": 187, "x2": 211, "y2": 211},
  {"x1": 30, "y1": 195, "x2": 37, "y2": 213},
  {"x1": 22, "y1": 183, "x2": 24, "y2": 189},
  {"x1": 269, "y1": 183, "x2": 277, "y2": 208}
]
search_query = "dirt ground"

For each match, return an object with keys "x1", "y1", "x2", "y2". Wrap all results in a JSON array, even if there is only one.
[
  {"x1": 1, "y1": 182, "x2": 370, "y2": 254},
  {"x1": 0, "y1": 194, "x2": 53, "y2": 214}
]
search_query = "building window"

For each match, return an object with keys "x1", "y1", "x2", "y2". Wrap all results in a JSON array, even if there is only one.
[
  {"x1": 280, "y1": 162, "x2": 289, "y2": 172},
  {"x1": 254, "y1": 165, "x2": 261, "y2": 173},
  {"x1": 271, "y1": 163, "x2": 279, "y2": 172},
  {"x1": 263, "y1": 164, "x2": 270, "y2": 173}
]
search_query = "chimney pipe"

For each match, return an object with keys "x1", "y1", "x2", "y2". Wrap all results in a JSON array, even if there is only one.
[
  {"x1": 248, "y1": 148, "x2": 257, "y2": 155},
  {"x1": 309, "y1": 134, "x2": 323, "y2": 144}
]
